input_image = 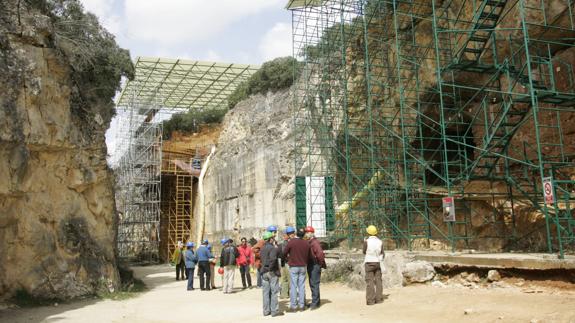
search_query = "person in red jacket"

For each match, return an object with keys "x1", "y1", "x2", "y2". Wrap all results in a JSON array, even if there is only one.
[
  {"x1": 237, "y1": 237, "x2": 253, "y2": 289},
  {"x1": 305, "y1": 226, "x2": 326, "y2": 310}
]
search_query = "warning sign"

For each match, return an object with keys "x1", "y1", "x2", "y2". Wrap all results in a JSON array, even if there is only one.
[
  {"x1": 542, "y1": 177, "x2": 555, "y2": 205},
  {"x1": 442, "y1": 196, "x2": 456, "y2": 222}
]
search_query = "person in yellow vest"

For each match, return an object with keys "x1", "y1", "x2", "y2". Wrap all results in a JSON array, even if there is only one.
[
  {"x1": 363, "y1": 225, "x2": 385, "y2": 305},
  {"x1": 172, "y1": 241, "x2": 187, "y2": 281}
]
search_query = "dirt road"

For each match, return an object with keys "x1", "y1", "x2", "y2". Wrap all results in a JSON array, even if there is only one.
[{"x1": 1, "y1": 265, "x2": 574, "y2": 323}]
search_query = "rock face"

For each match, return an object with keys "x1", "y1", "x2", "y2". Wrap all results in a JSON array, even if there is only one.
[
  {"x1": 201, "y1": 90, "x2": 295, "y2": 240},
  {"x1": 0, "y1": 3, "x2": 119, "y2": 300}
]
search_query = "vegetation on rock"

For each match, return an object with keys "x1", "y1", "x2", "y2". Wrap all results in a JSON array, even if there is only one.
[
  {"x1": 162, "y1": 109, "x2": 226, "y2": 139},
  {"x1": 228, "y1": 56, "x2": 302, "y2": 109},
  {"x1": 162, "y1": 56, "x2": 302, "y2": 139},
  {"x1": 29, "y1": 0, "x2": 134, "y2": 123}
]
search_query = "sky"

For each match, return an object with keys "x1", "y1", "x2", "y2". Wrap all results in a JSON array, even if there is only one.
[
  {"x1": 80, "y1": 0, "x2": 293, "y2": 64},
  {"x1": 78, "y1": 0, "x2": 294, "y2": 162}
]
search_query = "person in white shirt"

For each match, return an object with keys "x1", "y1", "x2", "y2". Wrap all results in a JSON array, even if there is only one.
[{"x1": 362, "y1": 225, "x2": 385, "y2": 305}]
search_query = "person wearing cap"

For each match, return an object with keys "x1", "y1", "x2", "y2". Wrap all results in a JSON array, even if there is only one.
[
  {"x1": 237, "y1": 237, "x2": 253, "y2": 289},
  {"x1": 260, "y1": 231, "x2": 284, "y2": 317},
  {"x1": 304, "y1": 226, "x2": 326, "y2": 310},
  {"x1": 172, "y1": 241, "x2": 187, "y2": 281},
  {"x1": 279, "y1": 226, "x2": 295, "y2": 299},
  {"x1": 196, "y1": 239, "x2": 214, "y2": 290},
  {"x1": 363, "y1": 225, "x2": 385, "y2": 305},
  {"x1": 253, "y1": 225, "x2": 277, "y2": 288},
  {"x1": 184, "y1": 242, "x2": 198, "y2": 290},
  {"x1": 220, "y1": 238, "x2": 240, "y2": 294},
  {"x1": 283, "y1": 228, "x2": 310, "y2": 312},
  {"x1": 267, "y1": 225, "x2": 278, "y2": 244}
]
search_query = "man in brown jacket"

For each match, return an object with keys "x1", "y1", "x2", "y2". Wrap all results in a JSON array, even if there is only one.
[
  {"x1": 283, "y1": 228, "x2": 310, "y2": 312},
  {"x1": 252, "y1": 237, "x2": 266, "y2": 288}
]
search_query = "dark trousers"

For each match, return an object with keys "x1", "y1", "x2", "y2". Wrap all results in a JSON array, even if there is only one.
[
  {"x1": 176, "y1": 261, "x2": 186, "y2": 280},
  {"x1": 307, "y1": 263, "x2": 322, "y2": 308},
  {"x1": 365, "y1": 262, "x2": 383, "y2": 305},
  {"x1": 198, "y1": 261, "x2": 211, "y2": 290},
  {"x1": 186, "y1": 268, "x2": 195, "y2": 290},
  {"x1": 240, "y1": 264, "x2": 252, "y2": 288},
  {"x1": 257, "y1": 267, "x2": 263, "y2": 287}
]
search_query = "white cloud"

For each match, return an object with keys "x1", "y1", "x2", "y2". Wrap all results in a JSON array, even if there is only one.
[
  {"x1": 202, "y1": 50, "x2": 222, "y2": 62},
  {"x1": 124, "y1": 0, "x2": 284, "y2": 45},
  {"x1": 258, "y1": 22, "x2": 292, "y2": 61},
  {"x1": 80, "y1": 0, "x2": 122, "y2": 35}
]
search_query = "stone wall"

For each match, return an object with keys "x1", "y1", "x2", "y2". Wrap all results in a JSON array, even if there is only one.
[
  {"x1": 201, "y1": 89, "x2": 295, "y2": 241},
  {"x1": 0, "y1": 3, "x2": 119, "y2": 300}
]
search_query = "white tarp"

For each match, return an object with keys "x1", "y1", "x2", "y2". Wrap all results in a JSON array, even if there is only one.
[{"x1": 305, "y1": 176, "x2": 327, "y2": 237}]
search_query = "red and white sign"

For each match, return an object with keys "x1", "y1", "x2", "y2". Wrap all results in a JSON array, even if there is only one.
[
  {"x1": 542, "y1": 177, "x2": 555, "y2": 205},
  {"x1": 442, "y1": 196, "x2": 455, "y2": 222}
]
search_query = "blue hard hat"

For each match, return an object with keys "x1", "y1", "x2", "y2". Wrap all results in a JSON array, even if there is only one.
[
  {"x1": 186, "y1": 242, "x2": 194, "y2": 248},
  {"x1": 266, "y1": 225, "x2": 278, "y2": 232},
  {"x1": 285, "y1": 226, "x2": 295, "y2": 234},
  {"x1": 202, "y1": 239, "x2": 209, "y2": 245},
  {"x1": 220, "y1": 238, "x2": 229, "y2": 245}
]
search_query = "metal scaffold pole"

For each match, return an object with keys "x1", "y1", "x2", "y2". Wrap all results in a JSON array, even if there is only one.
[{"x1": 289, "y1": 0, "x2": 575, "y2": 255}]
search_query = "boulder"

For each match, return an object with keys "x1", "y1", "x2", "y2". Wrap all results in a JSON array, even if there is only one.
[
  {"x1": 487, "y1": 269, "x2": 501, "y2": 282},
  {"x1": 402, "y1": 261, "x2": 435, "y2": 284}
]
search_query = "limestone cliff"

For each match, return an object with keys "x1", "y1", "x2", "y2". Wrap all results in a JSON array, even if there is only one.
[
  {"x1": 201, "y1": 89, "x2": 295, "y2": 240},
  {"x1": 0, "y1": 1, "x2": 130, "y2": 300}
]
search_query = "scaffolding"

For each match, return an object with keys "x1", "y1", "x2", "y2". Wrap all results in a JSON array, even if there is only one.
[
  {"x1": 115, "y1": 90, "x2": 163, "y2": 262},
  {"x1": 290, "y1": 0, "x2": 575, "y2": 257},
  {"x1": 114, "y1": 57, "x2": 258, "y2": 261},
  {"x1": 160, "y1": 147, "x2": 204, "y2": 262}
]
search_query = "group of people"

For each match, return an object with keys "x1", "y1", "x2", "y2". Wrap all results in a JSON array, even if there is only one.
[
  {"x1": 171, "y1": 223, "x2": 385, "y2": 317},
  {"x1": 172, "y1": 236, "x2": 255, "y2": 292},
  {"x1": 257, "y1": 225, "x2": 326, "y2": 317},
  {"x1": 171, "y1": 239, "x2": 218, "y2": 291}
]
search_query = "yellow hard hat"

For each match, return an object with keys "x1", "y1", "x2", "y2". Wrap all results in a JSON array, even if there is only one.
[{"x1": 366, "y1": 225, "x2": 377, "y2": 236}]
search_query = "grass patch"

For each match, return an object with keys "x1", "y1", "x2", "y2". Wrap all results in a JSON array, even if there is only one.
[{"x1": 97, "y1": 278, "x2": 147, "y2": 301}]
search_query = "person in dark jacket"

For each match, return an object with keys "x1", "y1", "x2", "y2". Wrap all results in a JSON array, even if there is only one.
[
  {"x1": 283, "y1": 228, "x2": 311, "y2": 312},
  {"x1": 280, "y1": 226, "x2": 295, "y2": 299},
  {"x1": 220, "y1": 238, "x2": 240, "y2": 294},
  {"x1": 305, "y1": 226, "x2": 326, "y2": 309},
  {"x1": 196, "y1": 239, "x2": 214, "y2": 290},
  {"x1": 184, "y1": 242, "x2": 198, "y2": 291},
  {"x1": 260, "y1": 231, "x2": 283, "y2": 317}
]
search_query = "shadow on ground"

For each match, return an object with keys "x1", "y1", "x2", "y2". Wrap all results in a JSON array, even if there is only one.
[{"x1": 0, "y1": 264, "x2": 175, "y2": 323}]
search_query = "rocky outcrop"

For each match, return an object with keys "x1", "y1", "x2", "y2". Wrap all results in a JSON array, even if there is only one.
[
  {"x1": 201, "y1": 89, "x2": 295, "y2": 240},
  {"x1": 0, "y1": 2, "x2": 122, "y2": 300},
  {"x1": 402, "y1": 261, "x2": 436, "y2": 284}
]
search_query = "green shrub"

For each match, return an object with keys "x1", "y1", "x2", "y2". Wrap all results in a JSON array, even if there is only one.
[
  {"x1": 227, "y1": 56, "x2": 303, "y2": 109},
  {"x1": 162, "y1": 109, "x2": 226, "y2": 139},
  {"x1": 28, "y1": 0, "x2": 134, "y2": 124},
  {"x1": 163, "y1": 57, "x2": 302, "y2": 137}
]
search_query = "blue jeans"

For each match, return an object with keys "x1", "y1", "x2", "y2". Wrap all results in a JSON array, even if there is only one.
[
  {"x1": 289, "y1": 266, "x2": 306, "y2": 309},
  {"x1": 307, "y1": 263, "x2": 321, "y2": 307},
  {"x1": 186, "y1": 268, "x2": 195, "y2": 290},
  {"x1": 262, "y1": 272, "x2": 280, "y2": 315}
]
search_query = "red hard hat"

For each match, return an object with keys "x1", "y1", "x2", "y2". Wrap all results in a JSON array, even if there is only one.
[
  {"x1": 304, "y1": 226, "x2": 315, "y2": 233},
  {"x1": 218, "y1": 267, "x2": 224, "y2": 275}
]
